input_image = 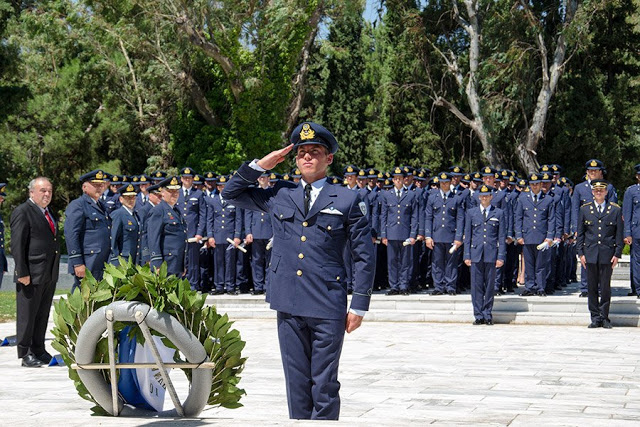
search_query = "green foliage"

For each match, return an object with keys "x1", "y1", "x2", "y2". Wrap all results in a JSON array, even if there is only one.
[{"x1": 51, "y1": 258, "x2": 246, "y2": 413}]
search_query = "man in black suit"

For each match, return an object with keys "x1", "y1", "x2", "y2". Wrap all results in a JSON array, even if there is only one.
[
  {"x1": 10, "y1": 177, "x2": 61, "y2": 367},
  {"x1": 576, "y1": 179, "x2": 623, "y2": 329}
]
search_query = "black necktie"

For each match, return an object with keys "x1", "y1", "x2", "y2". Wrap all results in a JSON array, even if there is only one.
[
  {"x1": 397, "y1": 189, "x2": 402, "y2": 200},
  {"x1": 483, "y1": 208, "x2": 487, "y2": 221},
  {"x1": 304, "y1": 184, "x2": 312, "y2": 215},
  {"x1": 185, "y1": 189, "x2": 189, "y2": 198}
]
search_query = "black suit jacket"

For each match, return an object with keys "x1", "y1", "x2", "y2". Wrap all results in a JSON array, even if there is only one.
[
  {"x1": 576, "y1": 202, "x2": 623, "y2": 264},
  {"x1": 10, "y1": 200, "x2": 61, "y2": 285}
]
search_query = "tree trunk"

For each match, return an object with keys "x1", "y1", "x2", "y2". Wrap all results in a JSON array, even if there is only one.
[{"x1": 283, "y1": 3, "x2": 323, "y2": 143}]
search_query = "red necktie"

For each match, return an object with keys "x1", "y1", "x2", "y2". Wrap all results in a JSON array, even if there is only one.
[{"x1": 45, "y1": 209, "x2": 55, "y2": 234}]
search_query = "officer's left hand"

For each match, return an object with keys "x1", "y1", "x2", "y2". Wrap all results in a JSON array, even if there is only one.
[
  {"x1": 345, "y1": 312, "x2": 363, "y2": 333},
  {"x1": 453, "y1": 240, "x2": 462, "y2": 249},
  {"x1": 194, "y1": 235, "x2": 203, "y2": 243},
  {"x1": 611, "y1": 256, "x2": 619, "y2": 268},
  {"x1": 580, "y1": 255, "x2": 586, "y2": 268},
  {"x1": 416, "y1": 235, "x2": 424, "y2": 241},
  {"x1": 233, "y1": 238, "x2": 241, "y2": 246},
  {"x1": 409, "y1": 237, "x2": 416, "y2": 245},
  {"x1": 246, "y1": 234, "x2": 254, "y2": 244},
  {"x1": 496, "y1": 260, "x2": 504, "y2": 268},
  {"x1": 624, "y1": 236, "x2": 632, "y2": 245}
]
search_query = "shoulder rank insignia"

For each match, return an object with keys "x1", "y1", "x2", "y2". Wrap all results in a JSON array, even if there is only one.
[
  {"x1": 581, "y1": 202, "x2": 593, "y2": 207},
  {"x1": 610, "y1": 202, "x2": 620, "y2": 207}
]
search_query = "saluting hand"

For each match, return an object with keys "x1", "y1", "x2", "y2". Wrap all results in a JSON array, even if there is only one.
[{"x1": 257, "y1": 144, "x2": 294, "y2": 170}]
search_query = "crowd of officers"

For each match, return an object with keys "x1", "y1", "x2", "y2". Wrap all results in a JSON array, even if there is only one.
[{"x1": 5, "y1": 158, "x2": 634, "y2": 312}]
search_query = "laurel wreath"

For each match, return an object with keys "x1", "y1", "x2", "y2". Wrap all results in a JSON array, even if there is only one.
[{"x1": 51, "y1": 258, "x2": 246, "y2": 415}]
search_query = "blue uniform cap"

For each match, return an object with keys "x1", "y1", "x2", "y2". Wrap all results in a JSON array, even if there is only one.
[
  {"x1": 391, "y1": 167, "x2": 406, "y2": 177},
  {"x1": 634, "y1": 164, "x2": 640, "y2": 174},
  {"x1": 0, "y1": 182, "x2": 6, "y2": 196},
  {"x1": 269, "y1": 172, "x2": 280, "y2": 183},
  {"x1": 204, "y1": 171, "x2": 218, "y2": 181},
  {"x1": 193, "y1": 174, "x2": 203, "y2": 184},
  {"x1": 517, "y1": 178, "x2": 528, "y2": 188},
  {"x1": 539, "y1": 164, "x2": 552, "y2": 173},
  {"x1": 217, "y1": 175, "x2": 229, "y2": 186},
  {"x1": 79, "y1": 170, "x2": 109, "y2": 183},
  {"x1": 146, "y1": 183, "x2": 161, "y2": 194},
  {"x1": 585, "y1": 159, "x2": 604, "y2": 170},
  {"x1": 415, "y1": 169, "x2": 427, "y2": 181},
  {"x1": 158, "y1": 176, "x2": 181, "y2": 190},
  {"x1": 290, "y1": 122, "x2": 339, "y2": 154},
  {"x1": 117, "y1": 183, "x2": 139, "y2": 196},
  {"x1": 291, "y1": 168, "x2": 302, "y2": 178},
  {"x1": 461, "y1": 173, "x2": 471, "y2": 184},
  {"x1": 402, "y1": 166, "x2": 415, "y2": 176},
  {"x1": 472, "y1": 172, "x2": 483, "y2": 183},
  {"x1": 540, "y1": 172, "x2": 552, "y2": 183},
  {"x1": 438, "y1": 172, "x2": 452, "y2": 182},
  {"x1": 152, "y1": 171, "x2": 167, "y2": 181},
  {"x1": 449, "y1": 165, "x2": 465, "y2": 176},
  {"x1": 528, "y1": 173, "x2": 542, "y2": 183},
  {"x1": 481, "y1": 167, "x2": 496, "y2": 176},
  {"x1": 366, "y1": 168, "x2": 378, "y2": 179},
  {"x1": 478, "y1": 185, "x2": 493, "y2": 195},
  {"x1": 343, "y1": 165, "x2": 359, "y2": 176},
  {"x1": 180, "y1": 167, "x2": 195, "y2": 177}
]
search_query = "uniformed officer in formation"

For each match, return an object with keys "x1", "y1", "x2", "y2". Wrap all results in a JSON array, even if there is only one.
[
  {"x1": 622, "y1": 164, "x2": 640, "y2": 299},
  {"x1": 138, "y1": 183, "x2": 163, "y2": 265},
  {"x1": 380, "y1": 167, "x2": 419, "y2": 295},
  {"x1": 64, "y1": 170, "x2": 112, "y2": 291},
  {"x1": 576, "y1": 179, "x2": 623, "y2": 328},
  {"x1": 0, "y1": 183, "x2": 7, "y2": 287},
  {"x1": 425, "y1": 172, "x2": 464, "y2": 295},
  {"x1": 514, "y1": 173, "x2": 555, "y2": 296},
  {"x1": 206, "y1": 175, "x2": 242, "y2": 295},
  {"x1": 109, "y1": 183, "x2": 142, "y2": 265},
  {"x1": 464, "y1": 185, "x2": 506, "y2": 325},
  {"x1": 571, "y1": 159, "x2": 618, "y2": 297},
  {"x1": 176, "y1": 167, "x2": 207, "y2": 290},
  {"x1": 147, "y1": 176, "x2": 188, "y2": 276},
  {"x1": 244, "y1": 171, "x2": 273, "y2": 295}
]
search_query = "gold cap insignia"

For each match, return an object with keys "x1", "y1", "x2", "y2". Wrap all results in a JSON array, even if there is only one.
[
  {"x1": 156, "y1": 172, "x2": 163, "y2": 177},
  {"x1": 112, "y1": 175, "x2": 118, "y2": 182},
  {"x1": 502, "y1": 170, "x2": 508, "y2": 176},
  {"x1": 220, "y1": 176, "x2": 227, "y2": 183},
  {"x1": 283, "y1": 174, "x2": 290, "y2": 180},
  {"x1": 440, "y1": 173, "x2": 447, "y2": 179},
  {"x1": 295, "y1": 169, "x2": 301, "y2": 175},
  {"x1": 434, "y1": 177, "x2": 439, "y2": 183},
  {"x1": 369, "y1": 169, "x2": 375, "y2": 175},
  {"x1": 170, "y1": 177, "x2": 178, "y2": 186},
  {"x1": 484, "y1": 167, "x2": 491, "y2": 173},
  {"x1": 543, "y1": 173, "x2": 550, "y2": 180},
  {"x1": 454, "y1": 167, "x2": 460, "y2": 173},
  {"x1": 531, "y1": 174, "x2": 538, "y2": 180},
  {"x1": 394, "y1": 168, "x2": 402, "y2": 174},
  {"x1": 140, "y1": 176, "x2": 146, "y2": 182},
  {"x1": 358, "y1": 170, "x2": 365, "y2": 176},
  {"x1": 481, "y1": 185, "x2": 489, "y2": 192},
  {"x1": 133, "y1": 176, "x2": 139, "y2": 182},
  {"x1": 347, "y1": 167, "x2": 354, "y2": 173},
  {"x1": 378, "y1": 172, "x2": 384, "y2": 178},
  {"x1": 96, "y1": 171, "x2": 105, "y2": 180},
  {"x1": 184, "y1": 168, "x2": 191, "y2": 174},
  {"x1": 270, "y1": 173, "x2": 276, "y2": 179},
  {"x1": 300, "y1": 123, "x2": 315, "y2": 141},
  {"x1": 542, "y1": 165, "x2": 549, "y2": 171},
  {"x1": 590, "y1": 160, "x2": 598, "y2": 167},
  {"x1": 126, "y1": 184, "x2": 135, "y2": 192},
  {"x1": 207, "y1": 172, "x2": 213, "y2": 178}
]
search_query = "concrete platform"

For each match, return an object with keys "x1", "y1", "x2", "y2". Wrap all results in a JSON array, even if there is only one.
[{"x1": 1, "y1": 318, "x2": 639, "y2": 425}]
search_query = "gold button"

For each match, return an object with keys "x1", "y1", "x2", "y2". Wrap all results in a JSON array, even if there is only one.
[
  {"x1": 327, "y1": 226, "x2": 332, "y2": 230},
  {"x1": 337, "y1": 276, "x2": 340, "y2": 281},
  {"x1": 298, "y1": 253, "x2": 304, "y2": 259},
  {"x1": 280, "y1": 214, "x2": 283, "y2": 218},
  {"x1": 301, "y1": 236, "x2": 306, "y2": 242},
  {"x1": 303, "y1": 221, "x2": 308, "y2": 227},
  {"x1": 90, "y1": 250, "x2": 94, "y2": 254},
  {"x1": 297, "y1": 270, "x2": 302, "y2": 276}
]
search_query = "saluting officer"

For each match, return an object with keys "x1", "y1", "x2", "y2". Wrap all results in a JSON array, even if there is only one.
[
  {"x1": 222, "y1": 121, "x2": 374, "y2": 420},
  {"x1": 514, "y1": 173, "x2": 555, "y2": 296},
  {"x1": 177, "y1": 167, "x2": 207, "y2": 290},
  {"x1": 64, "y1": 170, "x2": 112, "y2": 291},
  {"x1": 0, "y1": 183, "x2": 7, "y2": 288},
  {"x1": 206, "y1": 175, "x2": 242, "y2": 295},
  {"x1": 623, "y1": 164, "x2": 640, "y2": 298},
  {"x1": 245, "y1": 171, "x2": 273, "y2": 295},
  {"x1": 425, "y1": 172, "x2": 465, "y2": 295},
  {"x1": 380, "y1": 167, "x2": 419, "y2": 295},
  {"x1": 571, "y1": 159, "x2": 618, "y2": 296},
  {"x1": 109, "y1": 183, "x2": 142, "y2": 266},
  {"x1": 464, "y1": 185, "x2": 506, "y2": 325},
  {"x1": 577, "y1": 179, "x2": 623, "y2": 329},
  {"x1": 147, "y1": 176, "x2": 188, "y2": 277}
]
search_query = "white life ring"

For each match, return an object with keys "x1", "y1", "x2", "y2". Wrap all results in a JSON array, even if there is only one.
[{"x1": 75, "y1": 301, "x2": 212, "y2": 416}]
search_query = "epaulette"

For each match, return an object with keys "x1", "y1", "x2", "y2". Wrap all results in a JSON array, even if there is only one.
[
  {"x1": 610, "y1": 202, "x2": 620, "y2": 207},
  {"x1": 581, "y1": 202, "x2": 593, "y2": 207}
]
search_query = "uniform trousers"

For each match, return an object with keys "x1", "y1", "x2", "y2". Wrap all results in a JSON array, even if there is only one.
[
  {"x1": 432, "y1": 242, "x2": 460, "y2": 293},
  {"x1": 522, "y1": 244, "x2": 550, "y2": 293},
  {"x1": 631, "y1": 243, "x2": 640, "y2": 295},
  {"x1": 386, "y1": 240, "x2": 412, "y2": 291},
  {"x1": 185, "y1": 241, "x2": 201, "y2": 290},
  {"x1": 277, "y1": 312, "x2": 345, "y2": 420},
  {"x1": 374, "y1": 243, "x2": 388, "y2": 289},
  {"x1": 199, "y1": 247, "x2": 213, "y2": 292},
  {"x1": 213, "y1": 244, "x2": 237, "y2": 291},
  {"x1": 250, "y1": 239, "x2": 270, "y2": 292},
  {"x1": 586, "y1": 262, "x2": 613, "y2": 322},
  {"x1": 503, "y1": 242, "x2": 518, "y2": 291},
  {"x1": 471, "y1": 262, "x2": 496, "y2": 321},
  {"x1": 16, "y1": 280, "x2": 56, "y2": 358}
]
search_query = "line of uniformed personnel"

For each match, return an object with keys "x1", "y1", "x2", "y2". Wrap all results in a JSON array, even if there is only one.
[{"x1": 54, "y1": 158, "x2": 633, "y2": 314}]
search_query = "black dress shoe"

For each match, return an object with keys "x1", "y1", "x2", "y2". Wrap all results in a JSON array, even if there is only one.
[
  {"x1": 228, "y1": 289, "x2": 240, "y2": 295},
  {"x1": 521, "y1": 290, "x2": 532, "y2": 297},
  {"x1": 210, "y1": 289, "x2": 225, "y2": 295},
  {"x1": 628, "y1": 292, "x2": 636, "y2": 296},
  {"x1": 400, "y1": 289, "x2": 410, "y2": 295},
  {"x1": 431, "y1": 290, "x2": 443, "y2": 296},
  {"x1": 602, "y1": 319, "x2": 613, "y2": 329},
  {"x1": 473, "y1": 319, "x2": 485, "y2": 325},
  {"x1": 495, "y1": 291, "x2": 503, "y2": 296},
  {"x1": 36, "y1": 351, "x2": 53, "y2": 364},
  {"x1": 579, "y1": 292, "x2": 588, "y2": 298},
  {"x1": 537, "y1": 291, "x2": 547, "y2": 297},
  {"x1": 386, "y1": 289, "x2": 400, "y2": 296},
  {"x1": 588, "y1": 321, "x2": 602, "y2": 328},
  {"x1": 22, "y1": 354, "x2": 44, "y2": 368},
  {"x1": 447, "y1": 291, "x2": 456, "y2": 296},
  {"x1": 250, "y1": 290, "x2": 264, "y2": 295},
  {"x1": 485, "y1": 319, "x2": 494, "y2": 326}
]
